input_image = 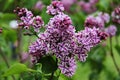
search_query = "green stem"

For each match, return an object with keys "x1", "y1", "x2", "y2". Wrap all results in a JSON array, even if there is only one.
[
  {"x1": 0, "y1": 48, "x2": 16, "y2": 80},
  {"x1": 49, "y1": 72, "x2": 55, "y2": 80},
  {"x1": 109, "y1": 37, "x2": 120, "y2": 75}
]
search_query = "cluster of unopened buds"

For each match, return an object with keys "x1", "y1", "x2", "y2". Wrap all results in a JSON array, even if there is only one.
[
  {"x1": 112, "y1": 6, "x2": 120, "y2": 24},
  {"x1": 15, "y1": 1, "x2": 108, "y2": 77}
]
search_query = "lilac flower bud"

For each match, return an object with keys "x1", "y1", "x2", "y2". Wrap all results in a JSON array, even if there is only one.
[
  {"x1": 105, "y1": 25, "x2": 117, "y2": 37},
  {"x1": 98, "y1": 32, "x2": 108, "y2": 40},
  {"x1": 46, "y1": 1, "x2": 64, "y2": 15},
  {"x1": 112, "y1": 7, "x2": 120, "y2": 24}
]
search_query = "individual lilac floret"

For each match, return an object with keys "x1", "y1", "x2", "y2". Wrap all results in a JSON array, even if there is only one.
[
  {"x1": 46, "y1": 1, "x2": 64, "y2": 15},
  {"x1": 112, "y1": 7, "x2": 120, "y2": 24},
  {"x1": 33, "y1": 16, "x2": 44, "y2": 32},
  {"x1": 84, "y1": 16, "x2": 104, "y2": 29},
  {"x1": 58, "y1": 57, "x2": 76, "y2": 77},
  {"x1": 14, "y1": 7, "x2": 34, "y2": 29},
  {"x1": 105, "y1": 25, "x2": 117, "y2": 37},
  {"x1": 98, "y1": 12, "x2": 110, "y2": 23}
]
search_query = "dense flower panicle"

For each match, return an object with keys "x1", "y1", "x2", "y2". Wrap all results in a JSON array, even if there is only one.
[
  {"x1": 27, "y1": 1, "x2": 107, "y2": 77},
  {"x1": 105, "y1": 25, "x2": 117, "y2": 37},
  {"x1": 14, "y1": 7, "x2": 44, "y2": 32},
  {"x1": 112, "y1": 7, "x2": 120, "y2": 24},
  {"x1": 33, "y1": 16, "x2": 44, "y2": 32},
  {"x1": 46, "y1": 1, "x2": 64, "y2": 15},
  {"x1": 84, "y1": 16, "x2": 104, "y2": 29},
  {"x1": 58, "y1": 57, "x2": 76, "y2": 77}
]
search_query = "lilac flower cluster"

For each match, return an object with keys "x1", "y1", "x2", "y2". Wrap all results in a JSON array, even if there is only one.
[
  {"x1": 28, "y1": 1, "x2": 107, "y2": 77},
  {"x1": 78, "y1": 0, "x2": 99, "y2": 14},
  {"x1": 84, "y1": 12, "x2": 110, "y2": 30},
  {"x1": 105, "y1": 25, "x2": 117, "y2": 37},
  {"x1": 14, "y1": 7, "x2": 44, "y2": 32},
  {"x1": 46, "y1": 1, "x2": 64, "y2": 15},
  {"x1": 112, "y1": 6, "x2": 120, "y2": 24}
]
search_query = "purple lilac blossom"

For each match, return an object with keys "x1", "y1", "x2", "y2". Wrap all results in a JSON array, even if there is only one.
[
  {"x1": 105, "y1": 25, "x2": 117, "y2": 37},
  {"x1": 84, "y1": 15, "x2": 104, "y2": 29},
  {"x1": 14, "y1": 7, "x2": 44, "y2": 32},
  {"x1": 98, "y1": 12, "x2": 110, "y2": 23},
  {"x1": 28, "y1": 1, "x2": 108, "y2": 77},
  {"x1": 34, "y1": 1, "x2": 44, "y2": 11},
  {"x1": 78, "y1": 0, "x2": 97, "y2": 14},
  {"x1": 46, "y1": 1, "x2": 64, "y2": 15},
  {"x1": 29, "y1": 36, "x2": 49, "y2": 63},
  {"x1": 61, "y1": 0, "x2": 77, "y2": 12},
  {"x1": 33, "y1": 16, "x2": 44, "y2": 32},
  {"x1": 89, "y1": 0, "x2": 99, "y2": 4},
  {"x1": 58, "y1": 57, "x2": 76, "y2": 77},
  {"x1": 112, "y1": 7, "x2": 120, "y2": 24},
  {"x1": 76, "y1": 27, "x2": 101, "y2": 51}
]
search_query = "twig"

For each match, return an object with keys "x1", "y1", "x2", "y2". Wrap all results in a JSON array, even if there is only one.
[
  {"x1": 17, "y1": 28, "x2": 22, "y2": 62},
  {"x1": 109, "y1": 37, "x2": 120, "y2": 75}
]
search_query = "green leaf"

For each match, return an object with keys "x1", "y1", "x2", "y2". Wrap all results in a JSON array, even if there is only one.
[
  {"x1": 39, "y1": 56, "x2": 58, "y2": 74},
  {"x1": 3, "y1": 63, "x2": 35, "y2": 77}
]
